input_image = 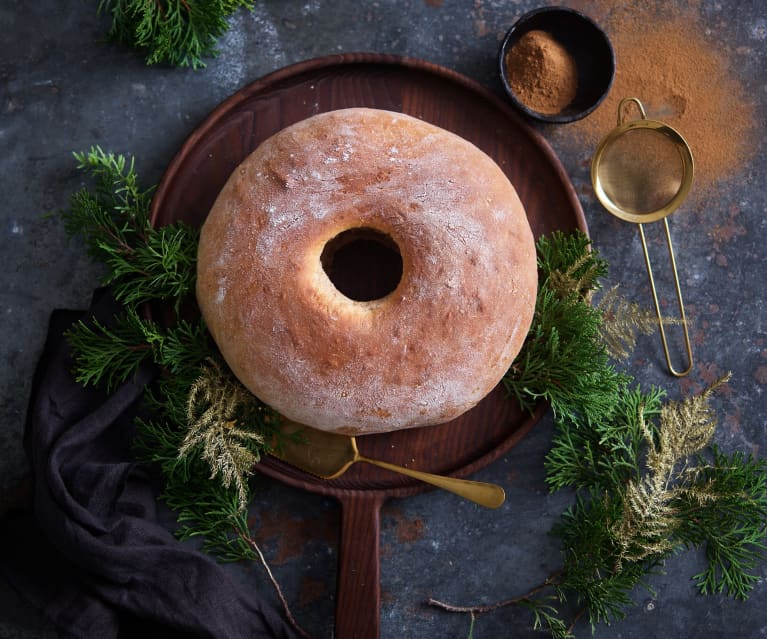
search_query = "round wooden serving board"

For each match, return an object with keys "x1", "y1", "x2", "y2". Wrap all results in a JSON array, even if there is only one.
[{"x1": 150, "y1": 53, "x2": 587, "y2": 639}]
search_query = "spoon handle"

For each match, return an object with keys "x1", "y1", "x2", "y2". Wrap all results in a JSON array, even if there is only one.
[{"x1": 358, "y1": 456, "x2": 506, "y2": 509}]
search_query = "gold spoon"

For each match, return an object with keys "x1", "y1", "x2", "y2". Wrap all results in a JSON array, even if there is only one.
[{"x1": 270, "y1": 421, "x2": 506, "y2": 509}]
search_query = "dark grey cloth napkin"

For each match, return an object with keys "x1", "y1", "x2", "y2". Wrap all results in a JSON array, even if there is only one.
[{"x1": 0, "y1": 291, "x2": 303, "y2": 638}]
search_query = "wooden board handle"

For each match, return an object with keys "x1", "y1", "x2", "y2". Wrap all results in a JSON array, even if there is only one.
[{"x1": 335, "y1": 492, "x2": 386, "y2": 639}]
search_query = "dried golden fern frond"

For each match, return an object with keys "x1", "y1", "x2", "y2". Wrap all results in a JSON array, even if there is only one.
[
  {"x1": 549, "y1": 251, "x2": 604, "y2": 300},
  {"x1": 180, "y1": 359, "x2": 266, "y2": 510},
  {"x1": 612, "y1": 478, "x2": 678, "y2": 566},
  {"x1": 611, "y1": 374, "x2": 732, "y2": 566},
  {"x1": 655, "y1": 373, "x2": 731, "y2": 468},
  {"x1": 597, "y1": 285, "x2": 683, "y2": 360}
]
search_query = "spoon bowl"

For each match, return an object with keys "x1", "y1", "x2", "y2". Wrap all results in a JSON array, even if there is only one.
[{"x1": 271, "y1": 420, "x2": 506, "y2": 509}]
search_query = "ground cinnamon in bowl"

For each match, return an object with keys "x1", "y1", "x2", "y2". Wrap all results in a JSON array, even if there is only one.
[
  {"x1": 498, "y1": 7, "x2": 614, "y2": 123},
  {"x1": 504, "y1": 30, "x2": 578, "y2": 115}
]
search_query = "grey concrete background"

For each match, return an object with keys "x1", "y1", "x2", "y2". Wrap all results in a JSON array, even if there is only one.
[{"x1": 1, "y1": 1, "x2": 766, "y2": 637}]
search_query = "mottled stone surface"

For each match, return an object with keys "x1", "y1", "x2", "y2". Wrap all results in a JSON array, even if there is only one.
[{"x1": 1, "y1": 1, "x2": 765, "y2": 637}]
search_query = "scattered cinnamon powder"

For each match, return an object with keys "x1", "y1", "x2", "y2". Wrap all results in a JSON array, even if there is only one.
[
  {"x1": 556, "y1": 1, "x2": 757, "y2": 198},
  {"x1": 504, "y1": 30, "x2": 579, "y2": 115}
]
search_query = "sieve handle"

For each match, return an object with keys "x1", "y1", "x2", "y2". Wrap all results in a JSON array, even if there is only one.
[
  {"x1": 617, "y1": 96, "x2": 647, "y2": 125},
  {"x1": 638, "y1": 219, "x2": 694, "y2": 377}
]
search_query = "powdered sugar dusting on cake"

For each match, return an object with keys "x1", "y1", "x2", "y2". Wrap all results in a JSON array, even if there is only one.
[{"x1": 197, "y1": 108, "x2": 537, "y2": 434}]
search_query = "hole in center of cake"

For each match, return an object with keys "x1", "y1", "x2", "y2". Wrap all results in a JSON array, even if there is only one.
[{"x1": 321, "y1": 227, "x2": 403, "y2": 302}]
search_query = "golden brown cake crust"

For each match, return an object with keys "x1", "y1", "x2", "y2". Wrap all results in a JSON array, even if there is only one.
[{"x1": 196, "y1": 108, "x2": 537, "y2": 434}]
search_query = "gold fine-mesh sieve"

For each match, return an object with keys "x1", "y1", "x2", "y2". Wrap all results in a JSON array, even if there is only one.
[{"x1": 591, "y1": 97, "x2": 694, "y2": 377}]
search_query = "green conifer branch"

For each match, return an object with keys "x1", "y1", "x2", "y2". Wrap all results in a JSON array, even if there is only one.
[
  {"x1": 504, "y1": 231, "x2": 628, "y2": 423},
  {"x1": 65, "y1": 307, "x2": 209, "y2": 392},
  {"x1": 98, "y1": 0, "x2": 254, "y2": 69},
  {"x1": 61, "y1": 148, "x2": 266, "y2": 555},
  {"x1": 535, "y1": 230, "x2": 609, "y2": 292},
  {"x1": 676, "y1": 447, "x2": 767, "y2": 599},
  {"x1": 544, "y1": 385, "x2": 665, "y2": 493},
  {"x1": 63, "y1": 146, "x2": 198, "y2": 313}
]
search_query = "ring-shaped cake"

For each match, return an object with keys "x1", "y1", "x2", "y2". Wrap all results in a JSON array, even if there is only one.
[{"x1": 196, "y1": 108, "x2": 538, "y2": 434}]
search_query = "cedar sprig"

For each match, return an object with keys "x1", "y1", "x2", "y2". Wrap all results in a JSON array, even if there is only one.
[
  {"x1": 64, "y1": 146, "x2": 198, "y2": 313},
  {"x1": 522, "y1": 600, "x2": 573, "y2": 639},
  {"x1": 681, "y1": 447, "x2": 767, "y2": 599},
  {"x1": 545, "y1": 384, "x2": 666, "y2": 493},
  {"x1": 132, "y1": 413, "x2": 313, "y2": 637},
  {"x1": 65, "y1": 307, "x2": 209, "y2": 392},
  {"x1": 435, "y1": 228, "x2": 767, "y2": 637},
  {"x1": 55, "y1": 149, "x2": 312, "y2": 638},
  {"x1": 551, "y1": 490, "x2": 661, "y2": 628},
  {"x1": 504, "y1": 231, "x2": 628, "y2": 423},
  {"x1": 65, "y1": 309, "x2": 155, "y2": 391},
  {"x1": 71, "y1": 146, "x2": 152, "y2": 221},
  {"x1": 98, "y1": 0, "x2": 254, "y2": 69}
]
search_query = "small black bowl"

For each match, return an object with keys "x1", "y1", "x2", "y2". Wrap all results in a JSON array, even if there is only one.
[{"x1": 498, "y1": 6, "x2": 615, "y2": 123}]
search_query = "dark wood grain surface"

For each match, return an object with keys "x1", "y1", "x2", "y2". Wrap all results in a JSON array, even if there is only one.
[{"x1": 150, "y1": 53, "x2": 586, "y2": 639}]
